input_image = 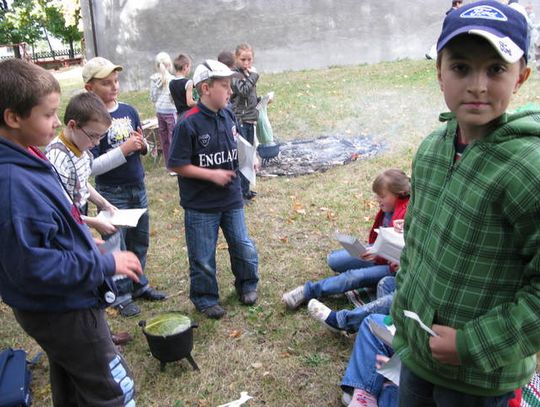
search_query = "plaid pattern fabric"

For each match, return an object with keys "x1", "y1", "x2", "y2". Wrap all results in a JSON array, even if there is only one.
[
  {"x1": 391, "y1": 110, "x2": 540, "y2": 395},
  {"x1": 522, "y1": 372, "x2": 540, "y2": 407}
]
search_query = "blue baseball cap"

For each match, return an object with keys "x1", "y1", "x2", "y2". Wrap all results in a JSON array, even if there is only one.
[{"x1": 437, "y1": 0, "x2": 529, "y2": 63}]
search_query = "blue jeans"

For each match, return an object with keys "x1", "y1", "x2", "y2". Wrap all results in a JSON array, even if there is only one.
[
  {"x1": 398, "y1": 364, "x2": 514, "y2": 407},
  {"x1": 238, "y1": 122, "x2": 255, "y2": 197},
  {"x1": 95, "y1": 183, "x2": 149, "y2": 294},
  {"x1": 327, "y1": 248, "x2": 375, "y2": 273},
  {"x1": 184, "y1": 208, "x2": 259, "y2": 311},
  {"x1": 342, "y1": 314, "x2": 397, "y2": 407},
  {"x1": 304, "y1": 264, "x2": 390, "y2": 299},
  {"x1": 336, "y1": 276, "x2": 395, "y2": 332}
]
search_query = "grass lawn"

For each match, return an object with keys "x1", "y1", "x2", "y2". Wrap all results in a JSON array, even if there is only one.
[{"x1": 2, "y1": 59, "x2": 540, "y2": 406}]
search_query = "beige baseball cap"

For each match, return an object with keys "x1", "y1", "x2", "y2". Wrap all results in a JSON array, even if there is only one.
[{"x1": 82, "y1": 57, "x2": 123, "y2": 83}]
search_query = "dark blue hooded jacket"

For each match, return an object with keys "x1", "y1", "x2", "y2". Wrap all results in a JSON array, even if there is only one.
[{"x1": 0, "y1": 137, "x2": 116, "y2": 312}]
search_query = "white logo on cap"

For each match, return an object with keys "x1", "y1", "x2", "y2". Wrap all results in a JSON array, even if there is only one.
[{"x1": 460, "y1": 5, "x2": 507, "y2": 21}]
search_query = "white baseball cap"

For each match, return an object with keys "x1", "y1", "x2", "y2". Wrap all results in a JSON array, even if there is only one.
[
  {"x1": 82, "y1": 57, "x2": 123, "y2": 83},
  {"x1": 192, "y1": 59, "x2": 235, "y2": 86}
]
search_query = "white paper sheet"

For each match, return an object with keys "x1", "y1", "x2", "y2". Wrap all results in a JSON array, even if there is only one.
[
  {"x1": 237, "y1": 135, "x2": 257, "y2": 186},
  {"x1": 377, "y1": 353, "x2": 401, "y2": 385},
  {"x1": 371, "y1": 227, "x2": 405, "y2": 264},
  {"x1": 96, "y1": 208, "x2": 147, "y2": 228},
  {"x1": 335, "y1": 232, "x2": 367, "y2": 259}
]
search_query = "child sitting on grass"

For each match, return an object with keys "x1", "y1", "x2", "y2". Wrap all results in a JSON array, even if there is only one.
[
  {"x1": 282, "y1": 169, "x2": 409, "y2": 316},
  {"x1": 391, "y1": 1, "x2": 540, "y2": 404}
]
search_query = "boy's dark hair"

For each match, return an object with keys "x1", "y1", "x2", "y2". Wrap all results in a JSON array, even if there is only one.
[
  {"x1": 173, "y1": 54, "x2": 191, "y2": 72},
  {"x1": 217, "y1": 51, "x2": 235, "y2": 69},
  {"x1": 0, "y1": 59, "x2": 61, "y2": 127},
  {"x1": 63, "y1": 92, "x2": 112, "y2": 127},
  {"x1": 372, "y1": 168, "x2": 411, "y2": 198}
]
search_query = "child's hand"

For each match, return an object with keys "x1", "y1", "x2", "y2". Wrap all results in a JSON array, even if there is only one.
[
  {"x1": 93, "y1": 218, "x2": 117, "y2": 235},
  {"x1": 375, "y1": 354, "x2": 390, "y2": 369},
  {"x1": 113, "y1": 251, "x2": 142, "y2": 283},
  {"x1": 389, "y1": 261, "x2": 399, "y2": 273},
  {"x1": 430, "y1": 324, "x2": 461, "y2": 365},
  {"x1": 361, "y1": 251, "x2": 376, "y2": 262},
  {"x1": 393, "y1": 219, "x2": 405, "y2": 233},
  {"x1": 212, "y1": 169, "x2": 236, "y2": 187},
  {"x1": 136, "y1": 127, "x2": 148, "y2": 155},
  {"x1": 120, "y1": 133, "x2": 143, "y2": 156}
]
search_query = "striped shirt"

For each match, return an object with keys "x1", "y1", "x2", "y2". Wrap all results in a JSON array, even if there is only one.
[
  {"x1": 391, "y1": 110, "x2": 540, "y2": 396},
  {"x1": 45, "y1": 135, "x2": 93, "y2": 208}
]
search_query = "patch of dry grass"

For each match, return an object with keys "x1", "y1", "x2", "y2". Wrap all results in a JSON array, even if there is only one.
[{"x1": 2, "y1": 59, "x2": 540, "y2": 406}]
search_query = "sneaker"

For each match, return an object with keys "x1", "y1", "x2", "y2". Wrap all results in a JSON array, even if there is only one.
[
  {"x1": 116, "y1": 300, "x2": 141, "y2": 318},
  {"x1": 307, "y1": 299, "x2": 347, "y2": 335},
  {"x1": 111, "y1": 331, "x2": 133, "y2": 346},
  {"x1": 240, "y1": 291, "x2": 258, "y2": 305},
  {"x1": 282, "y1": 286, "x2": 306, "y2": 309},
  {"x1": 201, "y1": 304, "x2": 226, "y2": 319},
  {"x1": 341, "y1": 392, "x2": 352, "y2": 406}
]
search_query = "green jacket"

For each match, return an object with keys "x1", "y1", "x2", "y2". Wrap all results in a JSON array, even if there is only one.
[{"x1": 391, "y1": 109, "x2": 540, "y2": 396}]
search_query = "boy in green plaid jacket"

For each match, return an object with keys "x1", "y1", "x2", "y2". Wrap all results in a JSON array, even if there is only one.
[{"x1": 391, "y1": 1, "x2": 540, "y2": 405}]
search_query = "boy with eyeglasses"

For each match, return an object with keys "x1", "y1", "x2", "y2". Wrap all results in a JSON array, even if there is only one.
[{"x1": 46, "y1": 92, "x2": 119, "y2": 235}]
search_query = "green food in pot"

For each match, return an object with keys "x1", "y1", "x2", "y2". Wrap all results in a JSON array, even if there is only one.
[{"x1": 144, "y1": 313, "x2": 191, "y2": 336}]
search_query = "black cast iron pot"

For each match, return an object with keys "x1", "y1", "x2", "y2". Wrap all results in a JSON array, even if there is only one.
[{"x1": 139, "y1": 312, "x2": 199, "y2": 372}]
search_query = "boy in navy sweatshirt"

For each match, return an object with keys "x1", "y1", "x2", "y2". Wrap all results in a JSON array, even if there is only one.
[{"x1": 0, "y1": 58, "x2": 142, "y2": 406}]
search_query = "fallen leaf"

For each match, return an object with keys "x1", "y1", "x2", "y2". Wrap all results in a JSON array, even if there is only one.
[
  {"x1": 251, "y1": 362, "x2": 263, "y2": 369},
  {"x1": 229, "y1": 330, "x2": 242, "y2": 339},
  {"x1": 326, "y1": 211, "x2": 336, "y2": 221},
  {"x1": 217, "y1": 242, "x2": 228, "y2": 250},
  {"x1": 279, "y1": 236, "x2": 289, "y2": 243}
]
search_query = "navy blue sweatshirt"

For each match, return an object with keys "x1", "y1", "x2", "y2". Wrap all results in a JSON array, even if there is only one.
[{"x1": 0, "y1": 137, "x2": 116, "y2": 312}]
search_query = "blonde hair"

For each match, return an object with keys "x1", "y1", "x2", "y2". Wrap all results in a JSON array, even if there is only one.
[
  {"x1": 372, "y1": 169, "x2": 411, "y2": 198},
  {"x1": 154, "y1": 52, "x2": 173, "y2": 87}
]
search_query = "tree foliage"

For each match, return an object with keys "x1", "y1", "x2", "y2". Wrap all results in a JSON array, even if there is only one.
[{"x1": 0, "y1": 0, "x2": 82, "y2": 57}]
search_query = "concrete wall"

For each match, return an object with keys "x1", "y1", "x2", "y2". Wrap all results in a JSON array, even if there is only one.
[{"x1": 81, "y1": 0, "x2": 540, "y2": 91}]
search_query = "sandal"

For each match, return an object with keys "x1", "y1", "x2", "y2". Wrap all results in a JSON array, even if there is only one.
[{"x1": 117, "y1": 301, "x2": 140, "y2": 318}]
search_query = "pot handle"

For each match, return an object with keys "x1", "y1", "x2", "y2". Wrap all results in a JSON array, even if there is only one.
[
  {"x1": 138, "y1": 320, "x2": 146, "y2": 328},
  {"x1": 191, "y1": 323, "x2": 199, "y2": 329}
]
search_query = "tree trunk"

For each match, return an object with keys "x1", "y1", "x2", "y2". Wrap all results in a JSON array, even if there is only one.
[
  {"x1": 12, "y1": 45, "x2": 21, "y2": 59},
  {"x1": 42, "y1": 27, "x2": 56, "y2": 60},
  {"x1": 69, "y1": 38, "x2": 74, "y2": 59}
]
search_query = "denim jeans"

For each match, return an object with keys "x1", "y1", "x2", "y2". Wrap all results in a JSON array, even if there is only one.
[
  {"x1": 238, "y1": 122, "x2": 255, "y2": 197},
  {"x1": 184, "y1": 208, "x2": 259, "y2": 311},
  {"x1": 327, "y1": 248, "x2": 375, "y2": 273},
  {"x1": 342, "y1": 314, "x2": 397, "y2": 407},
  {"x1": 304, "y1": 264, "x2": 391, "y2": 300},
  {"x1": 398, "y1": 364, "x2": 514, "y2": 407},
  {"x1": 335, "y1": 276, "x2": 395, "y2": 332},
  {"x1": 95, "y1": 183, "x2": 149, "y2": 294}
]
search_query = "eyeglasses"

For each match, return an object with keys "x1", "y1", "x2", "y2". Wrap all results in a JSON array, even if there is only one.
[{"x1": 77, "y1": 124, "x2": 105, "y2": 142}]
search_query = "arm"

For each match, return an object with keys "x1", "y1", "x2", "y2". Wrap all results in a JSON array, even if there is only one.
[
  {"x1": 150, "y1": 79, "x2": 158, "y2": 103},
  {"x1": 231, "y1": 70, "x2": 259, "y2": 98},
  {"x1": 87, "y1": 183, "x2": 115, "y2": 212},
  {"x1": 171, "y1": 164, "x2": 236, "y2": 187},
  {"x1": 185, "y1": 81, "x2": 196, "y2": 107}
]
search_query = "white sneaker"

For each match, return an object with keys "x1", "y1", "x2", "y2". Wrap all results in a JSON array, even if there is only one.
[
  {"x1": 282, "y1": 285, "x2": 306, "y2": 309},
  {"x1": 341, "y1": 392, "x2": 352, "y2": 406},
  {"x1": 307, "y1": 299, "x2": 347, "y2": 336}
]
